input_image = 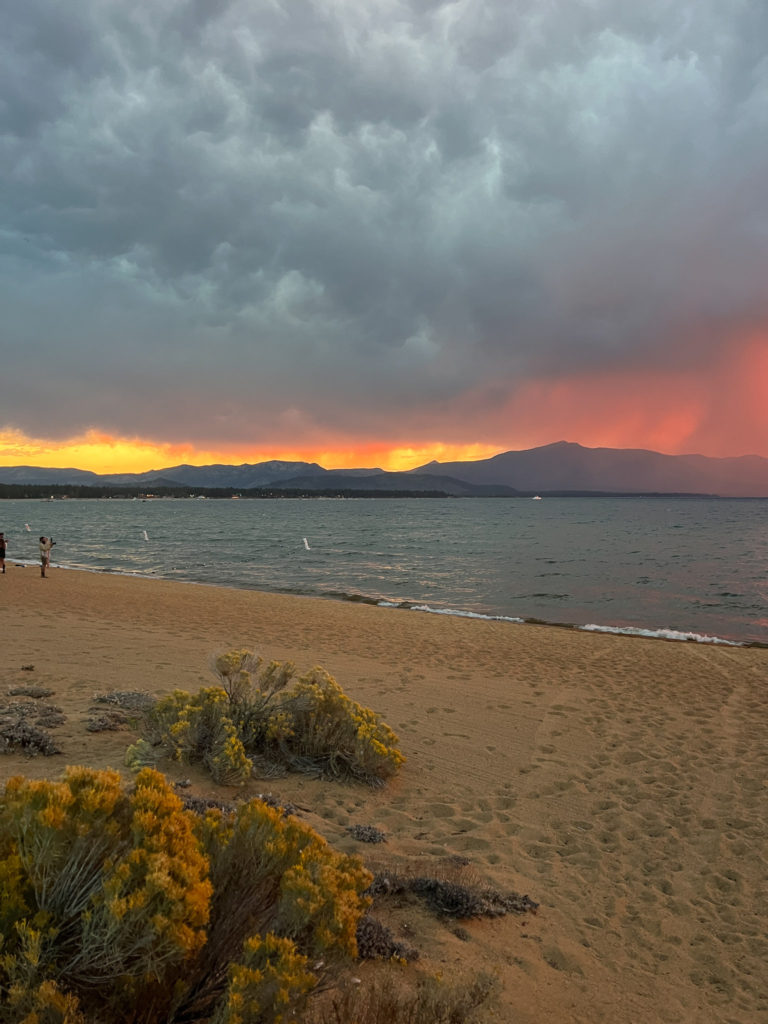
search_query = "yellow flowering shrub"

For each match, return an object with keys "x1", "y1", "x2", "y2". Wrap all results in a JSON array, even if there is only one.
[
  {"x1": 211, "y1": 933, "x2": 315, "y2": 1024},
  {"x1": 214, "y1": 648, "x2": 261, "y2": 703},
  {"x1": 123, "y1": 737, "x2": 158, "y2": 771},
  {"x1": 254, "y1": 660, "x2": 297, "y2": 698},
  {"x1": 208, "y1": 721, "x2": 252, "y2": 786},
  {"x1": 1, "y1": 769, "x2": 373, "y2": 1023},
  {"x1": 0, "y1": 847, "x2": 30, "y2": 938},
  {"x1": 1, "y1": 926, "x2": 85, "y2": 1022},
  {"x1": 143, "y1": 688, "x2": 195, "y2": 745},
  {"x1": 199, "y1": 799, "x2": 371, "y2": 961},
  {"x1": 139, "y1": 687, "x2": 255, "y2": 785},
  {"x1": 0, "y1": 768, "x2": 128, "y2": 954},
  {"x1": 261, "y1": 667, "x2": 405, "y2": 784},
  {"x1": 276, "y1": 835, "x2": 373, "y2": 959},
  {"x1": 264, "y1": 710, "x2": 294, "y2": 743},
  {"x1": 3, "y1": 976, "x2": 85, "y2": 1024},
  {"x1": 86, "y1": 768, "x2": 212, "y2": 980},
  {"x1": 0, "y1": 769, "x2": 211, "y2": 1022},
  {"x1": 131, "y1": 650, "x2": 405, "y2": 787}
]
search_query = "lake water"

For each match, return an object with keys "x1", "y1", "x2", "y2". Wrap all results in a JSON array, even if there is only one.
[{"x1": 2, "y1": 496, "x2": 767, "y2": 645}]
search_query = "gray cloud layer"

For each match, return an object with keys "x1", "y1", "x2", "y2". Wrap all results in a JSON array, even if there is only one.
[{"x1": 2, "y1": 1, "x2": 768, "y2": 448}]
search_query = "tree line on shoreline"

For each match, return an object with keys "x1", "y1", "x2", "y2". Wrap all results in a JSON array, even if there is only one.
[
  {"x1": 0, "y1": 483, "x2": 454, "y2": 500},
  {"x1": 0, "y1": 482, "x2": 723, "y2": 500}
]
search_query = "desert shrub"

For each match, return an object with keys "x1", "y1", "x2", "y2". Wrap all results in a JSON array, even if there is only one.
[
  {"x1": 1, "y1": 924, "x2": 86, "y2": 1022},
  {"x1": 130, "y1": 652, "x2": 404, "y2": 787},
  {"x1": 355, "y1": 915, "x2": 419, "y2": 962},
  {"x1": 0, "y1": 767, "x2": 211, "y2": 1020},
  {"x1": 127, "y1": 687, "x2": 252, "y2": 786},
  {"x1": 260, "y1": 669, "x2": 405, "y2": 784},
  {"x1": 365, "y1": 856, "x2": 539, "y2": 920},
  {"x1": 8, "y1": 686, "x2": 55, "y2": 699},
  {"x1": 93, "y1": 691, "x2": 157, "y2": 714},
  {"x1": 212, "y1": 649, "x2": 294, "y2": 704},
  {"x1": 275, "y1": 828, "x2": 372, "y2": 959},
  {"x1": 78, "y1": 768, "x2": 211, "y2": 984},
  {"x1": 0, "y1": 768, "x2": 372, "y2": 1023},
  {"x1": 183, "y1": 798, "x2": 372, "y2": 1015},
  {"x1": 0, "y1": 720, "x2": 62, "y2": 756},
  {"x1": 369, "y1": 872, "x2": 539, "y2": 919},
  {"x1": 85, "y1": 709, "x2": 130, "y2": 733},
  {"x1": 304, "y1": 966, "x2": 499, "y2": 1024},
  {"x1": 346, "y1": 824, "x2": 387, "y2": 844},
  {"x1": 1, "y1": 767, "x2": 129, "y2": 945},
  {"x1": 210, "y1": 932, "x2": 315, "y2": 1024}
]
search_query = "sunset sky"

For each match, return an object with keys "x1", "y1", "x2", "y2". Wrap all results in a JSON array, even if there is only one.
[{"x1": 2, "y1": 1, "x2": 768, "y2": 474}]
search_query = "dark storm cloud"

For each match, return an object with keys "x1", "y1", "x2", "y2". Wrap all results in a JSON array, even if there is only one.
[{"x1": 2, "y1": 0, "x2": 768, "y2": 445}]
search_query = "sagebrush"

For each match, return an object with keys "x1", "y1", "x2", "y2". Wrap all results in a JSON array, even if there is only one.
[
  {"x1": 304, "y1": 966, "x2": 500, "y2": 1024},
  {"x1": 126, "y1": 649, "x2": 405, "y2": 786},
  {"x1": 0, "y1": 766, "x2": 372, "y2": 1023}
]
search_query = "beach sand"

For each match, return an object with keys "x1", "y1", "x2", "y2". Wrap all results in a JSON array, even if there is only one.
[{"x1": 1, "y1": 566, "x2": 766, "y2": 1023}]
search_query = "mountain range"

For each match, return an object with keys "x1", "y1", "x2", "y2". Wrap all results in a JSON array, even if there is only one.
[{"x1": 2, "y1": 441, "x2": 768, "y2": 496}]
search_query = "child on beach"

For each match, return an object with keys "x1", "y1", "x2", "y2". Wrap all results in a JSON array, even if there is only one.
[
  {"x1": 39, "y1": 536, "x2": 55, "y2": 577},
  {"x1": 0, "y1": 532, "x2": 6, "y2": 573}
]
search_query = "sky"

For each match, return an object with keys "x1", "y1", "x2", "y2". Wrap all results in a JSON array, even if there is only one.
[{"x1": 2, "y1": 0, "x2": 768, "y2": 473}]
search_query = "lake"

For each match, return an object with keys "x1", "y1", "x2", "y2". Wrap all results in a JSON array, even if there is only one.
[{"x1": 2, "y1": 496, "x2": 767, "y2": 645}]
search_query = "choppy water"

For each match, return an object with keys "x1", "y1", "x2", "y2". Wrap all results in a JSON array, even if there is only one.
[{"x1": 2, "y1": 496, "x2": 767, "y2": 645}]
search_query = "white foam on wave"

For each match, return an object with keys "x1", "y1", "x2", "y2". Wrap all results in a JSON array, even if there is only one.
[
  {"x1": 378, "y1": 600, "x2": 743, "y2": 645},
  {"x1": 579, "y1": 623, "x2": 740, "y2": 646},
  {"x1": 378, "y1": 600, "x2": 524, "y2": 624}
]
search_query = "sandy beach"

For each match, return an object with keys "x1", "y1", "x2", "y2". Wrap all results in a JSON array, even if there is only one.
[{"x1": 1, "y1": 565, "x2": 766, "y2": 1023}]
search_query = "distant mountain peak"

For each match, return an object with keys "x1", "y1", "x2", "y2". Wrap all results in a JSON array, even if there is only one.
[
  {"x1": 408, "y1": 441, "x2": 768, "y2": 496},
  {"x1": 2, "y1": 443, "x2": 768, "y2": 495}
]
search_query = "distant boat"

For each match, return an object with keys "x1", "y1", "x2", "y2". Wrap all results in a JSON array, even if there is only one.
[{"x1": 532, "y1": 495, "x2": 542, "y2": 500}]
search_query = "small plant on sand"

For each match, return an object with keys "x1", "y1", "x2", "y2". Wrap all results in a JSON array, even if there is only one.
[
  {"x1": 0, "y1": 767, "x2": 373, "y2": 1023},
  {"x1": 304, "y1": 965, "x2": 500, "y2": 1024},
  {"x1": 366, "y1": 855, "x2": 539, "y2": 919},
  {"x1": 127, "y1": 649, "x2": 405, "y2": 787}
]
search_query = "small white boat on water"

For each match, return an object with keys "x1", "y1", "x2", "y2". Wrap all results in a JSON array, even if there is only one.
[{"x1": 532, "y1": 495, "x2": 542, "y2": 500}]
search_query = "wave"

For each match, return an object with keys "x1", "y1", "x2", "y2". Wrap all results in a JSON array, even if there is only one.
[
  {"x1": 377, "y1": 600, "x2": 752, "y2": 646},
  {"x1": 578, "y1": 623, "x2": 743, "y2": 646},
  {"x1": 379, "y1": 601, "x2": 525, "y2": 624}
]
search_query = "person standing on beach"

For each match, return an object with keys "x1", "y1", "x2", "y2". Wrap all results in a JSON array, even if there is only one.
[
  {"x1": 39, "y1": 536, "x2": 55, "y2": 577},
  {"x1": 0, "y1": 532, "x2": 6, "y2": 574}
]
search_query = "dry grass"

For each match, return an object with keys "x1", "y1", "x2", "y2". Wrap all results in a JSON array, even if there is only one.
[{"x1": 303, "y1": 965, "x2": 500, "y2": 1024}]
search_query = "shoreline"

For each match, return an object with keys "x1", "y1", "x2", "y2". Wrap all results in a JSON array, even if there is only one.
[
  {"x1": 2, "y1": 567, "x2": 767, "y2": 1022},
  {"x1": 2, "y1": 493, "x2": 766, "y2": 647},
  {"x1": 6, "y1": 555, "x2": 761, "y2": 648}
]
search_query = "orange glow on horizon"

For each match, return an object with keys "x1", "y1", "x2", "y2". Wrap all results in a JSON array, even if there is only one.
[
  {"x1": 503, "y1": 331, "x2": 768, "y2": 459},
  {"x1": 0, "y1": 428, "x2": 502, "y2": 476},
  {"x1": 3, "y1": 333, "x2": 767, "y2": 475}
]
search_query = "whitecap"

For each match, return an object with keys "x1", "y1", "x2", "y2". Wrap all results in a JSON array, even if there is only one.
[
  {"x1": 380, "y1": 601, "x2": 524, "y2": 624},
  {"x1": 579, "y1": 623, "x2": 740, "y2": 646}
]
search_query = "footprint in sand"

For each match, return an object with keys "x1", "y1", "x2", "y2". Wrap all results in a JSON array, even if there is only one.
[
  {"x1": 450, "y1": 834, "x2": 490, "y2": 852},
  {"x1": 429, "y1": 802, "x2": 457, "y2": 819}
]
